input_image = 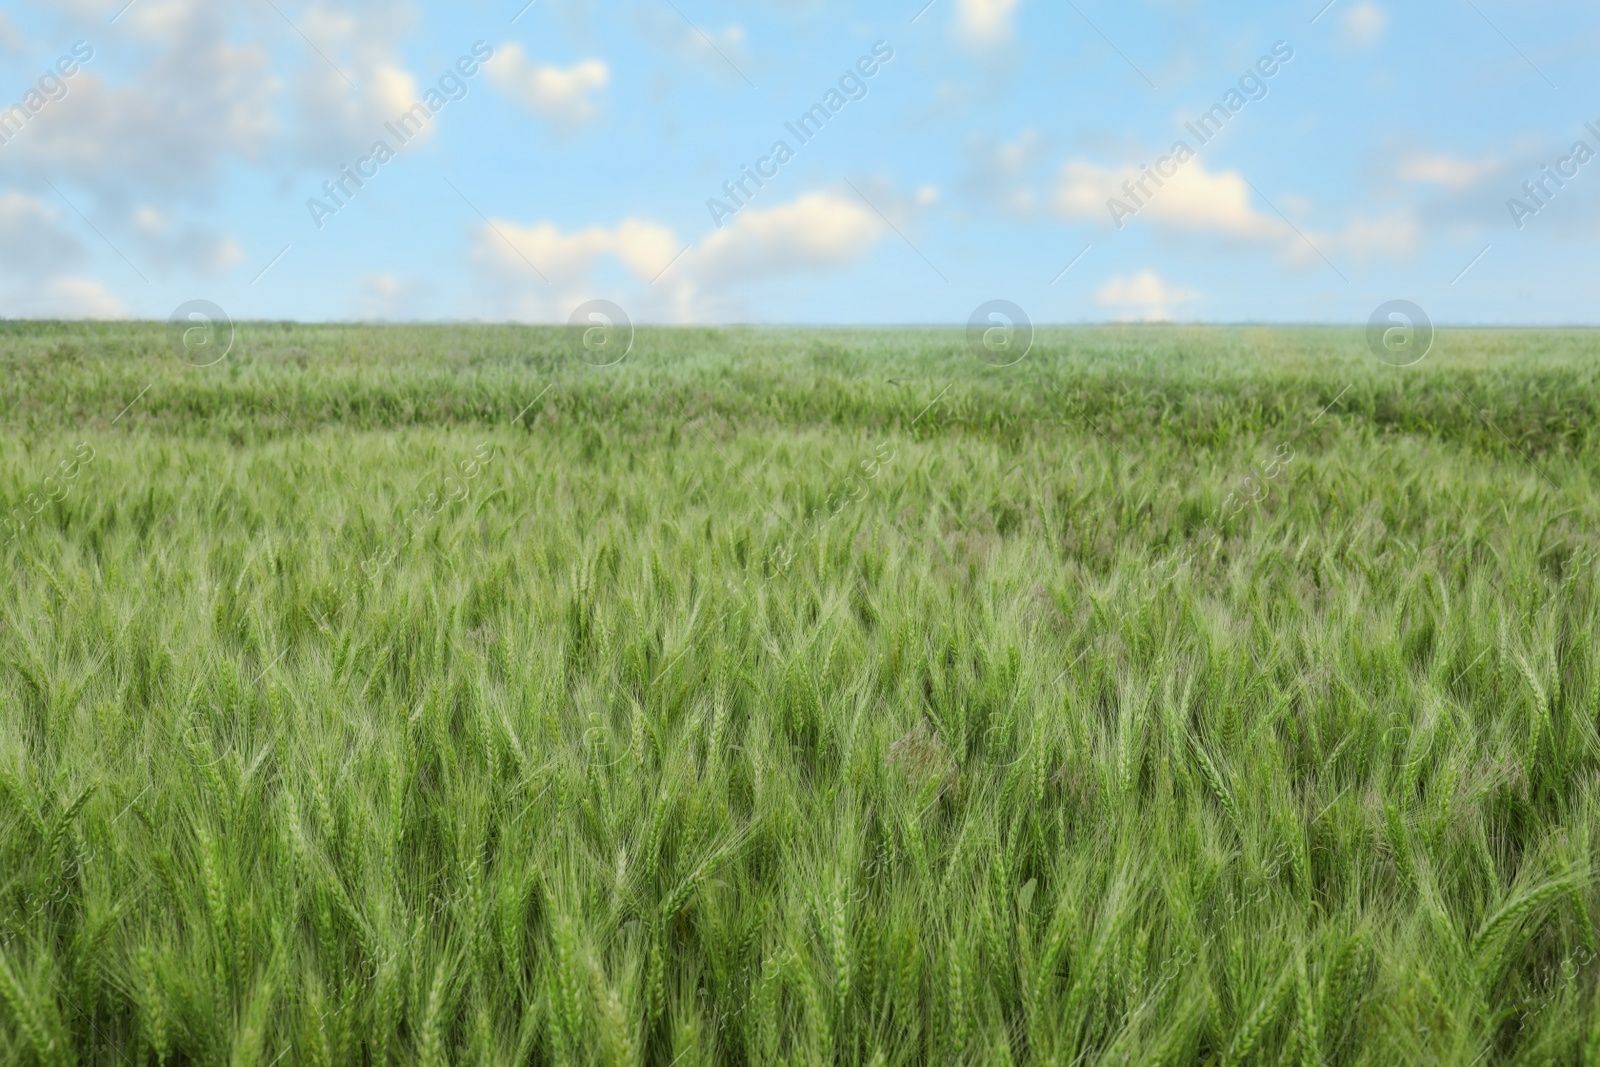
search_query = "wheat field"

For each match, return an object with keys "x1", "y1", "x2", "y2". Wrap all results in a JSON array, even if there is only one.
[{"x1": 2, "y1": 321, "x2": 1599, "y2": 1064}]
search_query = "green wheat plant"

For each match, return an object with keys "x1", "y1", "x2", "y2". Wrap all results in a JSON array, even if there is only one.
[{"x1": 1, "y1": 321, "x2": 1599, "y2": 1063}]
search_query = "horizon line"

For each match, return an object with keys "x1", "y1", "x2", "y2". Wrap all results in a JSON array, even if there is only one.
[{"x1": 6, "y1": 319, "x2": 1600, "y2": 330}]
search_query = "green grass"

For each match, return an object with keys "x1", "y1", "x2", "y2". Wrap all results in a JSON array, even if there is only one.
[{"x1": 3, "y1": 321, "x2": 1600, "y2": 1064}]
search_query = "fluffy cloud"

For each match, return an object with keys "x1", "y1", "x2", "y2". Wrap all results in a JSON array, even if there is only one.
[
  {"x1": 0, "y1": 0, "x2": 450, "y2": 187},
  {"x1": 470, "y1": 214, "x2": 682, "y2": 321},
  {"x1": 42, "y1": 276, "x2": 127, "y2": 318},
  {"x1": 0, "y1": 34, "x2": 277, "y2": 194},
  {"x1": 1, "y1": 275, "x2": 128, "y2": 319},
  {"x1": 0, "y1": 0, "x2": 438, "y2": 295},
  {"x1": 485, "y1": 45, "x2": 609, "y2": 130},
  {"x1": 684, "y1": 192, "x2": 884, "y2": 289},
  {"x1": 1094, "y1": 271, "x2": 1197, "y2": 321},
  {"x1": 1055, "y1": 155, "x2": 1421, "y2": 268},
  {"x1": 286, "y1": 4, "x2": 432, "y2": 163},
  {"x1": 1054, "y1": 158, "x2": 1285, "y2": 242},
  {"x1": 1398, "y1": 152, "x2": 1502, "y2": 189},
  {"x1": 957, "y1": 0, "x2": 1021, "y2": 48},
  {"x1": 470, "y1": 190, "x2": 890, "y2": 321},
  {"x1": 474, "y1": 217, "x2": 678, "y2": 285}
]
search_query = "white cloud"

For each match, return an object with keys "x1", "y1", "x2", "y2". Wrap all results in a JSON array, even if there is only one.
[
  {"x1": 288, "y1": 4, "x2": 428, "y2": 162},
  {"x1": 0, "y1": 0, "x2": 448, "y2": 190},
  {"x1": 685, "y1": 191, "x2": 884, "y2": 289},
  {"x1": 1054, "y1": 158, "x2": 1285, "y2": 242},
  {"x1": 470, "y1": 214, "x2": 682, "y2": 321},
  {"x1": 1053, "y1": 155, "x2": 1419, "y2": 267},
  {"x1": 1094, "y1": 271, "x2": 1198, "y2": 321},
  {"x1": 474, "y1": 217, "x2": 679, "y2": 285},
  {"x1": 45, "y1": 276, "x2": 126, "y2": 317},
  {"x1": 1398, "y1": 152, "x2": 1502, "y2": 189},
  {"x1": 1340, "y1": 2, "x2": 1389, "y2": 50},
  {"x1": 478, "y1": 192, "x2": 883, "y2": 292},
  {"x1": 485, "y1": 45, "x2": 609, "y2": 129},
  {"x1": 0, "y1": 42, "x2": 278, "y2": 194},
  {"x1": 0, "y1": 0, "x2": 470, "y2": 296},
  {"x1": 469, "y1": 190, "x2": 891, "y2": 321},
  {"x1": 957, "y1": 0, "x2": 1020, "y2": 48},
  {"x1": 0, "y1": 275, "x2": 128, "y2": 319}
]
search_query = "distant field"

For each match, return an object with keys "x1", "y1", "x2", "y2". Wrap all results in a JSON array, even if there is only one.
[{"x1": 2, "y1": 322, "x2": 1600, "y2": 1064}]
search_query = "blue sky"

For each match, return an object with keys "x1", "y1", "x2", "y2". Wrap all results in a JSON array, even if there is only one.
[{"x1": 0, "y1": 0, "x2": 1596, "y2": 324}]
